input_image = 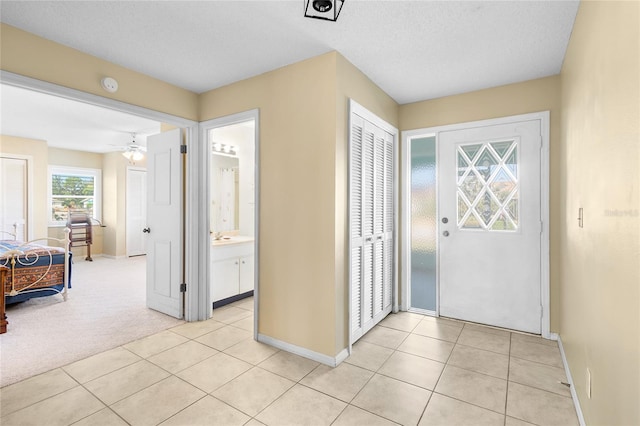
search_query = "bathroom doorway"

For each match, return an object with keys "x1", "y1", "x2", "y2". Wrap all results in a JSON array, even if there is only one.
[{"x1": 201, "y1": 110, "x2": 259, "y2": 336}]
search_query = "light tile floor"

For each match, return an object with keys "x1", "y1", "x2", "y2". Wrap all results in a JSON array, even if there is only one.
[{"x1": 0, "y1": 298, "x2": 579, "y2": 426}]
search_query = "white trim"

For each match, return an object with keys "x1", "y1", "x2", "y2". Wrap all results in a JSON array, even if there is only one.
[
  {"x1": 1, "y1": 71, "x2": 203, "y2": 322},
  {"x1": 185, "y1": 123, "x2": 204, "y2": 321},
  {"x1": 100, "y1": 254, "x2": 127, "y2": 260},
  {"x1": 401, "y1": 130, "x2": 439, "y2": 313},
  {"x1": 557, "y1": 335, "x2": 586, "y2": 426},
  {"x1": 408, "y1": 307, "x2": 437, "y2": 317},
  {"x1": 539, "y1": 111, "x2": 552, "y2": 339},
  {"x1": 401, "y1": 111, "x2": 551, "y2": 336},
  {"x1": 0, "y1": 71, "x2": 195, "y2": 128},
  {"x1": 258, "y1": 334, "x2": 349, "y2": 367},
  {"x1": 0, "y1": 153, "x2": 34, "y2": 240},
  {"x1": 199, "y1": 109, "x2": 260, "y2": 336}
]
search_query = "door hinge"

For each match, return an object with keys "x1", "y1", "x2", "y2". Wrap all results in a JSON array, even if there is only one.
[
  {"x1": 180, "y1": 145, "x2": 187, "y2": 154},
  {"x1": 180, "y1": 283, "x2": 187, "y2": 292},
  {"x1": 540, "y1": 305, "x2": 544, "y2": 319},
  {"x1": 540, "y1": 220, "x2": 544, "y2": 234}
]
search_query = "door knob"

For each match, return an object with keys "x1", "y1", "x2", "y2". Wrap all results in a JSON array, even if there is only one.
[
  {"x1": 443, "y1": 230, "x2": 450, "y2": 237},
  {"x1": 442, "y1": 217, "x2": 449, "y2": 224},
  {"x1": 143, "y1": 228, "x2": 151, "y2": 233}
]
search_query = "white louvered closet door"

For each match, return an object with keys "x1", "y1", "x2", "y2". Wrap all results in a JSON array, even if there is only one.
[{"x1": 350, "y1": 112, "x2": 394, "y2": 343}]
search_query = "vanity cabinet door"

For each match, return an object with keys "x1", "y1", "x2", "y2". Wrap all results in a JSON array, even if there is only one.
[
  {"x1": 212, "y1": 258, "x2": 240, "y2": 301},
  {"x1": 239, "y1": 255, "x2": 255, "y2": 293}
]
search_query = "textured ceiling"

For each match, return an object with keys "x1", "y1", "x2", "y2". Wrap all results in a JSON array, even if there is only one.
[{"x1": 0, "y1": 0, "x2": 580, "y2": 105}]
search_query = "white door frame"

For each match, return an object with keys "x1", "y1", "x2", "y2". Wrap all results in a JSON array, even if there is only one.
[
  {"x1": 1, "y1": 71, "x2": 206, "y2": 321},
  {"x1": 0, "y1": 153, "x2": 34, "y2": 241},
  {"x1": 200, "y1": 109, "x2": 260, "y2": 339},
  {"x1": 401, "y1": 111, "x2": 551, "y2": 338}
]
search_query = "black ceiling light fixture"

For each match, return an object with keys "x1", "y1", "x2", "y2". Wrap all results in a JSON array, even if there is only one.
[{"x1": 304, "y1": 0, "x2": 344, "y2": 22}]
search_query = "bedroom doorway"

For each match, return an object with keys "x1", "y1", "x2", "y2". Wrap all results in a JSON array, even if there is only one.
[{"x1": 1, "y1": 72, "x2": 203, "y2": 322}]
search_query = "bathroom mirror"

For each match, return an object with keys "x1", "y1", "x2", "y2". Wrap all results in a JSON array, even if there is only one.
[
  {"x1": 210, "y1": 153, "x2": 239, "y2": 232},
  {"x1": 209, "y1": 119, "x2": 255, "y2": 238}
]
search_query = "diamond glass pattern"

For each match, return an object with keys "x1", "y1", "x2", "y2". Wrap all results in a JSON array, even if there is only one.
[
  {"x1": 460, "y1": 170, "x2": 483, "y2": 203},
  {"x1": 505, "y1": 149, "x2": 518, "y2": 177},
  {"x1": 457, "y1": 194, "x2": 469, "y2": 222},
  {"x1": 491, "y1": 213, "x2": 517, "y2": 231},
  {"x1": 489, "y1": 168, "x2": 516, "y2": 203},
  {"x1": 457, "y1": 155, "x2": 469, "y2": 183},
  {"x1": 490, "y1": 141, "x2": 512, "y2": 158},
  {"x1": 456, "y1": 139, "x2": 519, "y2": 231},
  {"x1": 508, "y1": 198, "x2": 519, "y2": 224},
  {"x1": 475, "y1": 148, "x2": 498, "y2": 181},
  {"x1": 461, "y1": 144, "x2": 482, "y2": 162},
  {"x1": 463, "y1": 211, "x2": 482, "y2": 229}
]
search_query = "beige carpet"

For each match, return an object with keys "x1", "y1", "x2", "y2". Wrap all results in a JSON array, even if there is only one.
[{"x1": 0, "y1": 256, "x2": 184, "y2": 387}]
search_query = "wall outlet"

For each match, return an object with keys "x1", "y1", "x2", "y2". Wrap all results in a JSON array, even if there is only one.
[{"x1": 586, "y1": 368, "x2": 591, "y2": 399}]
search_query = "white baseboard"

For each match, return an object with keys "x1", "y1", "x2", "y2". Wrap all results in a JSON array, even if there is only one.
[
  {"x1": 557, "y1": 335, "x2": 586, "y2": 426},
  {"x1": 100, "y1": 254, "x2": 127, "y2": 260},
  {"x1": 257, "y1": 334, "x2": 349, "y2": 368}
]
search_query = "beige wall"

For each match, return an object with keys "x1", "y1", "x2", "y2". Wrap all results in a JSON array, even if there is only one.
[
  {"x1": 400, "y1": 76, "x2": 562, "y2": 331},
  {"x1": 0, "y1": 24, "x2": 199, "y2": 121},
  {"x1": 48, "y1": 147, "x2": 105, "y2": 256},
  {"x1": 200, "y1": 52, "x2": 400, "y2": 358},
  {"x1": 559, "y1": 1, "x2": 639, "y2": 424},
  {"x1": 102, "y1": 152, "x2": 130, "y2": 257},
  {"x1": 201, "y1": 52, "x2": 340, "y2": 356},
  {"x1": 48, "y1": 147, "x2": 103, "y2": 169},
  {"x1": 0, "y1": 135, "x2": 49, "y2": 238}
]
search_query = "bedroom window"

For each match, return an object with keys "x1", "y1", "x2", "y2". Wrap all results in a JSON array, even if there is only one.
[{"x1": 48, "y1": 166, "x2": 102, "y2": 226}]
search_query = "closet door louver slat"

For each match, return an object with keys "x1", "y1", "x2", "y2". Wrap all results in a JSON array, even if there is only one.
[{"x1": 350, "y1": 104, "x2": 395, "y2": 345}]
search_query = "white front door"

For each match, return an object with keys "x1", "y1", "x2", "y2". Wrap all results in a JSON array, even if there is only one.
[
  {"x1": 126, "y1": 168, "x2": 147, "y2": 257},
  {"x1": 146, "y1": 128, "x2": 183, "y2": 318},
  {"x1": 439, "y1": 119, "x2": 542, "y2": 333}
]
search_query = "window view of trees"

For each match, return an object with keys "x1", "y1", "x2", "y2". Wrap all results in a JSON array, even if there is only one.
[{"x1": 51, "y1": 174, "x2": 96, "y2": 222}]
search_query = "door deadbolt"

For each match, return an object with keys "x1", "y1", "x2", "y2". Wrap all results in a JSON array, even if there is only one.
[{"x1": 442, "y1": 217, "x2": 449, "y2": 224}]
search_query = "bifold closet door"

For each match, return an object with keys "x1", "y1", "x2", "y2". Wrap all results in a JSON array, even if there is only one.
[{"x1": 350, "y1": 114, "x2": 394, "y2": 343}]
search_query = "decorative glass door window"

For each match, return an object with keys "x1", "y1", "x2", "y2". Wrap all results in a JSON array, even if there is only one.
[{"x1": 456, "y1": 139, "x2": 519, "y2": 231}]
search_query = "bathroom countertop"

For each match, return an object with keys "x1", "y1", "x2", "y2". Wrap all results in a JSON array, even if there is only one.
[{"x1": 211, "y1": 235, "x2": 254, "y2": 246}]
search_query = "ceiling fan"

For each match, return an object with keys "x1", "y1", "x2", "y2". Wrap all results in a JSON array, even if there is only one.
[{"x1": 116, "y1": 133, "x2": 146, "y2": 161}]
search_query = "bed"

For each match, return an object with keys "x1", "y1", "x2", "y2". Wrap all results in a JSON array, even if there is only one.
[{"x1": 1, "y1": 228, "x2": 72, "y2": 334}]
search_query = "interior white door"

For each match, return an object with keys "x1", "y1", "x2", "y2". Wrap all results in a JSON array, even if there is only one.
[
  {"x1": 0, "y1": 156, "x2": 28, "y2": 240},
  {"x1": 126, "y1": 168, "x2": 147, "y2": 257},
  {"x1": 350, "y1": 111, "x2": 394, "y2": 343},
  {"x1": 146, "y1": 128, "x2": 183, "y2": 318},
  {"x1": 439, "y1": 119, "x2": 542, "y2": 333}
]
